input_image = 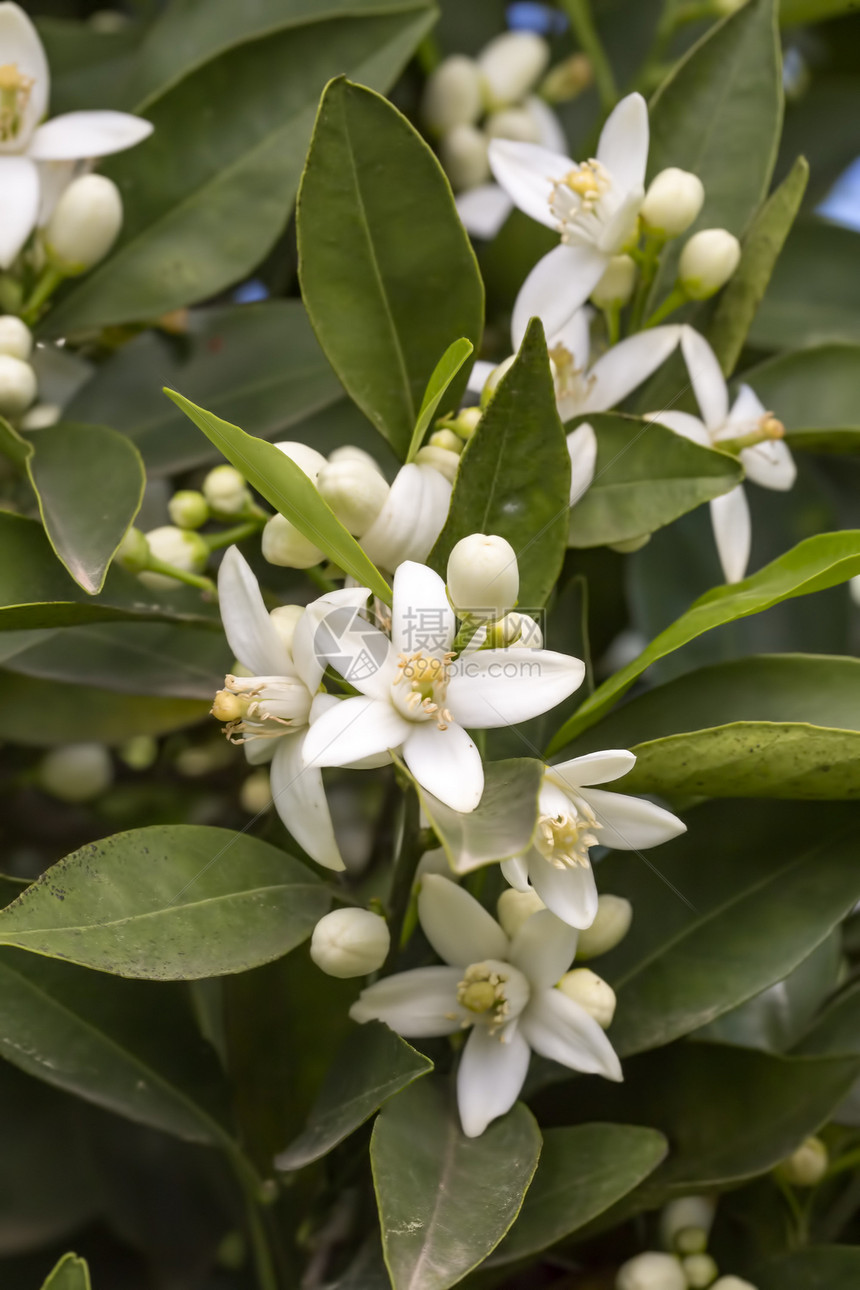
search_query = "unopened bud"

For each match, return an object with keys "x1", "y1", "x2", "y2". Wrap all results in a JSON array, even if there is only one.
[
  {"x1": 447, "y1": 533, "x2": 519, "y2": 620},
  {"x1": 540, "y1": 53, "x2": 593, "y2": 103},
  {"x1": 777, "y1": 1136, "x2": 828, "y2": 1187},
  {"x1": 484, "y1": 107, "x2": 542, "y2": 144},
  {"x1": 0, "y1": 315, "x2": 32, "y2": 360},
  {"x1": 240, "y1": 768, "x2": 272, "y2": 814},
  {"x1": 710, "y1": 1280, "x2": 757, "y2": 1290},
  {"x1": 310, "y1": 908, "x2": 390, "y2": 978},
  {"x1": 421, "y1": 55, "x2": 483, "y2": 134},
  {"x1": 20, "y1": 402, "x2": 60, "y2": 430},
  {"x1": 39, "y1": 743, "x2": 113, "y2": 803},
  {"x1": 683, "y1": 1254, "x2": 719, "y2": 1288},
  {"x1": 274, "y1": 439, "x2": 328, "y2": 482},
  {"x1": 478, "y1": 31, "x2": 550, "y2": 109},
  {"x1": 115, "y1": 526, "x2": 150, "y2": 573},
  {"x1": 45, "y1": 174, "x2": 123, "y2": 274},
  {"x1": 486, "y1": 611, "x2": 542, "y2": 649},
  {"x1": 168, "y1": 489, "x2": 209, "y2": 529},
  {"x1": 428, "y1": 428, "x2": 463, "y2": 454},
  {"x1": 262, "y1": 513, "x2": 324, "y2": 569},
  {"x1": 439, "y1": 124, "x2": 490, "y2": 191},
  {"x1": 451, "y1": 406, "x2": 482, "y2": 440},
  {"x1": 616, "y1": 1252, "x2": 687, "y2": 1290},
  {"x1": 328, "y1": 445, "x2": 383, "y2": 470},
  {"x1": 679, "y1": 229, "x2": 741, "y2": 300},
  {"x1": 575, "y1": 894, "x2": 633, "y2": 959},
  {"x1": 317, "y1": 457, "x2": 390, "y2": 536},
  {"x1": 139, "y1": 525, "x2": 208, "y2": 590},
  {"x1": 557, "y1": 968, "x2": 616, "y2": 1029},
  {"x1": 0, "y1": 354, "x2": 36, "y2": 417},
  {"x1": 641, "y1": 168, "x2": 705, "y2": 237},
  {"x1": 269, "y1": 604, "x2": 304, "y2": 654},
  {"x1": 202, "y1": 464, "x2": 251, "y2": 517},
  {"x1": 414, "y1": 444, "x2": 460, "y2": 483},
  {"x1": 497, "y1": 888, "x2": 545, "y2": 938},
  {"x1": 591, "y1": 254, "x2": 637, "y2": 308},
  {"x1": 661, "y1": 1197, "x2": 715, "y2": 1253},
  {"x1": 480, "y1": 354, "x2": 515, "y2": 408},
  {"x1": 119, "y1": 734, "x2": 158, "y2": 770}
]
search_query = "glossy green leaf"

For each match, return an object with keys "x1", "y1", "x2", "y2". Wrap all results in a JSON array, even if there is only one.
[
  {"x1": 795, "y1": 979, "x2": 860, "y2": 1057},
  {"x1": 276, "y1": 1023, "x2": 433, "y2": 1170},
  {"x1": 40, "y1": 1253, "x2": 91, "y2": 1290},
  {"x1": 371, "y1": 1079, "x2": 541, "y2": 1290},
  {"x1": 429, "y1": 319, "x2": 569, "y2": 606},
  {"x1": 297, "y1": 78, "x2": 483, "y2": 458},
  {"x1": 490, "y1": 1125, "x2": 667, "y2": 1266},
  {"x1": 566, "y1": 414, "x2": 742, "y2": 548},
  {"x1": 41, "y1": 8, "x2": 433, "y2": 335},
  {"x1": 749, "y1": 217, "x2": 860, "y2": 350},
  {"x1": 406, "y1": 339, "x2": 474, "y2": 463},
  {"x1": 0, "y1": 671, "x2": 206, "y2": 745},
  {"x1": 742, "y1": 344, "x2": 860, "y2": 451},
  {"x1": 166, "y1": 390, "x2": 391, "y2": 602},
  {"x1": 37, "y1": 14, "x2": 140, "y2": 114},
  {"x1": 780, "y1": 0, "x2": 860, "y2": 22},
  {"x1": 0, "y1": 413, "x2": 31, "y2": 468},
  {"x1": 756, "y1": 1248, "x2": 860, "y2": 1289},
  {"x1": 706, "y1": 156, "x2": 809, "y2": 375},
  {"x1": 548, "y1": 530, "x2": 860, "y2": 750},
  {"x1": 0, "y1": 825, "x2": 329, "y2": 979}
]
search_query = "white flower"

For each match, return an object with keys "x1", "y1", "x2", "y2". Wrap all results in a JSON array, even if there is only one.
[
  {"x1": 351, "y1": 875, "x2": 621, "y2": 1136},
  {"x1": 359, "y1": 462, "x2": 451, "y2": 573},
  {"x1": 0, "y1": 2, "x2": 152, "y2": 269},
  {"x1": 302, "y1": 560, "x2": 585, "y2": 814},
  {"x1": 654, "y1": 327, "x2": 796, "y2": 583},
  {"x1": 502, "y1": 750, "x2": 686, "y2": 929},
  {"x1": 488, "y1": 92, "x2": 649, "y2": 325}
]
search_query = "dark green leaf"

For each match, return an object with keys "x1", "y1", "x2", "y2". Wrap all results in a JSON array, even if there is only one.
[
  {"x1": 742, "y1": 344, "x2": 860, "y2": 452},
  {"x1": 795, "y1": 980, "x2": 860, "y2": 1057},
  {"x1": 40, "y1": 1253, "x2": 92, "y2": 1290},
  {"x1": 756, "y1": 1248, "x2": 860, "y2": 1289},
  {"x1": 780, "y1": 0, "x2": 860, "y2": 21},
  {"x1": 748, "y1": 217, "x2": 860, "y2": 350},
  {"x1": 406, "y1": 339, "x2": 474, "y2": 463},
  {"x1": 297, "y1": 78, "x2": 483, "y2": 458},
  {"x1": 0, "y1": 413, "x2": 31, "y2": 468}
]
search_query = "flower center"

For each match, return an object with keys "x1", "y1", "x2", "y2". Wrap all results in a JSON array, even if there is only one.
[
  {"x1": 211, "y1": 674, "x2": 312, "y2": 744},
  {"x1": 0, "y1": 63, "x2": 33, "y2": 145},
  {"x1": 391, "y1": 650, "x2": 453, "y2": 727},
  {"x1": 549, "y1": 342, "x2": 595, "y2": 411},
  {"x1": 549, "y1": 159, "x2": 614, "y2": 244},
  {"x1": 456, "y1": 959, "x2": 529, "y2": 1033},
  {"x1": 535, "y1": 798, "x2": 601, "y2": 869}
]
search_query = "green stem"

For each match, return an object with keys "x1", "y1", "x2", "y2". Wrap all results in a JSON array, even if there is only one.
[
  {"x1": 383, "y1": 786, "x2": 423, "y2": 971},
  {"x1": 627, "y1": 236, "x2": 664, "y2": 333},
  {"x1": 559, "y1": 0, "x2": 617, "y2": 111},
  {"x1": 203, "y1": 518, "x2": 266, "y2": 552},
  {"x1": 228, "y1": 1149, "x2": 281, "y2": 1290},
  {"x1": 643, "y1": 284, "x2": 687, "y2": 328},
  {"x1": 603, "y1": 305, "x2": 620, "y2": 347},
  {"x1": 20, "y1": 265, "x2": 65, "y2": 325},
  {"x1": 145, "y1": 555, "x2": 217, "y2": 595}
]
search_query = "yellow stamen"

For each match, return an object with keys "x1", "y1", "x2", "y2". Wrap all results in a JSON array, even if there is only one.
[{"x1": 0, "y1": 63, "x2": 34, "y2": 144}]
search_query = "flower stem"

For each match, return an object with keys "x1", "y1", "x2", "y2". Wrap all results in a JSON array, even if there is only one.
[
  {"x1": 203, "y1": 518, "x2": 266, "y2": 552},
  {"x1": 603, "y1": 305, "x2": 620, "y2": 347},
  {"x1": 559, "y1": 0, "x2": 617, "y2": 112},
  {"x1": 144, "y1": 555, "x2": 217, "y2": 595},
  {"x1": 20, "y1": 265, "x2": 65, "y2": 326},
  {"x1": 627, "y1": 235, "x2": 664, "y2": 333},
  {"x1": 643, "y1": 284, "x2": 687, "y2": 328}
]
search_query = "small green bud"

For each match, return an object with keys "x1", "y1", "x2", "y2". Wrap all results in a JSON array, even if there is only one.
[
  {"x1": 115, "y1": 526, "x2": 150, "y2": 573},
  {"x1": 168, "y1": 489, "x2": 209, "y2": 529}
]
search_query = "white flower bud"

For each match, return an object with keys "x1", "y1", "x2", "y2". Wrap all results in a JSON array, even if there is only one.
[
  {"x1": 273, "y1": 440, "x2": 328, "y2": 482},
  {"x1": 484, "y1": 107, "x2": 543, "y2": 144},
  {"x1": 591, "y1": 254, "x2": 637, "y2": 308},
  {"x1": 447, "y1": 533, "x2": 519, "y2": 620},
  {"x1": 557, "y1": 968, "x2": 616, "y2": 1029},
  {"x1": 478, "y1": 32, "x2": 550, "y2": 110},
  {"x1": 39, "y1": 743, "x2": 113, "y2": 803},
  {"x1": 711, "y1": 1280, "x2": 757, "y2": 1290},
  {"x1": 269, "y1": 604, "x2": 304, "y2": 654},
  {"x1": 616, "y1": 1252, "x2": 687, "y2": 1290},
  {"x1": 641, "y1": 168, "x2": 705, "y2": 237},
  {"x1": 327, "y1": 445, "x2": 383, "y2": 471},
  {"x1": 439, "y1": 124, "x2": 490, "y2": 191},
  {"x1": 0, "y1": 315, "x2": 32, "y2": 360},
  {"x1": 414, "y1": 444, "x2": 460, "y2": 483},
  {"x1": 661, "y1": 1197, "x2": 715, "y2": 1253},
  {"x1": 262, "y1": 513, "x2": 324, "y2": 569},
  {"x1": 239, "y1": 769, "x2": 272, "y2": 815},
  {"x1": 489, "y1": 611, "x2": 543, "y2": 649},
  {"x1": 138, "y1": 525, "x2": 208, "y2": 590},
  {"x1": 115, "y1": 526, "x2": 150, "y2": 573},
  {"x1": 683, "y1": 1254, "x2": 719, "y2": 1288},
  {"x1": 0, "y1": 354, "x2": 36, "y2": 417},
  {"x1": 168, "y1": 490, "x2": 209, "y2": 529},
  {"x1": 497, "y1": 888, "x2": 545, "y2": 939},
  {"x1": 317, "y1": 457, "x2": 390, "y2": 536},
  {"x1": 310, "y1": 908, "x2": 390, "y2": 979},
  {"x1": 19, "y1": 402, "x2": 60, "y2": 430},
  {"x1": 45, "y1": 174, "x2": 123, "y2": 274},
  {"x1": 480, "y1": 354, "x2": 515, "y2": 408},
  {"x1": 576, "y1": 894, "x2": 633, "y2": 959},
  {"x1": 679, "y1": 229, "x2": 741, "y2": 300},
  {"x1": 202, "y1": 464, "x2": 251, "y2": 517},
  {"x1": 777, "y1": 1136, "x2": 828, "y2": 1187},
  {"x1": 427, "y1": 428, "x2": 463, "y2": 455},
  {"x1": 421, "y1": 55, "x2": 483, "y2": 134}
]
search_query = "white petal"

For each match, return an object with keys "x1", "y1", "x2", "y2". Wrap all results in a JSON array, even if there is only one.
[
  {"x1": 403, "y1": 721, "x2": 484, "y2": 814},
  {"x1": 647, "y1": 408, "x2": 711, "y2": 447},
  {"x1": 36, "y1": 158, "x2": 76, "y2": 225},
  {"x1": 596, "y1": 92, "x2": 649, "y2": 193},
  {"x1": 270, "y1": 734, "x2": 344, "y2": 871},
  {"x1": 522, "y1": 987, "x2": 622, "y2": 1080},
  {"x1": 467, "y1": 359, "x2": 496, "y2": 394},
  {"x1": 584, "y1": 326, "x2": 681, "y2": 413},
  {"x1": 457, "y1": 1024, "x2": 531, "y2": 1137},
  {"x1": 217, "y1": 546, "x2": 291, "y2": 677},
  {"x1": 293, "y1": 585, "x2": 372, "y2": 696},
  {"x1": 509, "y1": 910, "x2": 577, "y2": 988},
  {"x1": 726, "y1": 382, "x2": 767, "y2": 430},
  {"x1": 446, "y1": 648, "x2": 585, "y2": 730},
  {"x1": 349, "y1": 966, "x2": 466, "y2": 1036},
  {"x1": 391, "y1": 560, "x2": 455, "y2": 656},
  {"x1": 302, "y1": 695, "x2": 409, "y2": 767},
  {"x1": 526, "y1": 95, "x2": 568, "y2": 154},
  {"x1": 548, "y1": 306, "x2": 591, "y2": 371},
  {"x1": 681, "y1": 327, "x2": 729, "y2": 431},
  {"x1": 741, "y1": 438, "x2": 797, "y2": 492},
  {"x1": 598, "y1": 184, "x2": 644, "y2": 254},
  {"x1": 0, "y1": 155, "x2": 39, "y2": 269},
  {"x1": 418, "y1": 873, "x2": 509, "y2": 968},
  {"x1": 567, "y1": 422, "x2": 597, "y2": 506},
  {"x1": 455, "y1": 183, "x2": 513, "y2": 240},
  {"x1": 309, "y1": 693, "x2": 392, "y2": 771},
  {"x1": 549, "y1": 750, "x2": 636, "y2": 788},
  {"x1": 28, "y1": 111, "x2": 153, "y2": 161},
  {"x1": 0, "y1": 3, "x2": 49, "y2": 151},
  {"x1": 487, "y1": 138, "x2": 573, "y2": 230},
  {"x1": 528, "y1": 854, "x2": 599, "y2": 929},
  {"x1": 501, "y1": 854, "x2": 530, "y2": 892},
  {"x1": 709, "y1": 484, "x2": 751, "y2": 583},
  {"x1": 361, "y1": 463, "x2": 451, "y2": 570},
  {"x1": 304, "y1": 595, "x2": 393, "y2": 702},
  {"x1": 578, "y1": 786, "x2": 687, "y2": 850},
  {"x1": 512, "y1": 243, "x2": 608, "y2": 350}
]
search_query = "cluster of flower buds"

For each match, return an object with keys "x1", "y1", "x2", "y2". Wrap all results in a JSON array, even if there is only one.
[
  {"x1": 616, "y1": 1195, "x2": 757, "y2": 1289},
  {"x1": 0, "y1": 314, "x2": 37, "y2": 423}
]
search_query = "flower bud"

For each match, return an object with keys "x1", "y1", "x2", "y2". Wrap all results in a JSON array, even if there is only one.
[
  {"x1": 451, "y1": 406, "x2": 482, "y2": 440},
  {"x1": 45, "y1": 174, "x2": 123, "y2": 274},
  {"x1": 679, "y1": 229, "x2": 741, "y2": 300},
  {"x1": 168, "y1": 489, "x2": 209, "y2": 530},
  {"x1": 240, "y1": 769, "x2": 272, "y2": 814},
  {"x1": 661, "y1": 1197, "x2": 715, "y2": 1254},
  {"x1": 428, "y1": 428, "x2": 463, "y2": 455},
  {"x1": 39, "y1": 742, "x2": 113, "y2": 803},
  {"x1": 310, "y1": 908, "x2": 390, "y2": 979},
  {"x1": 138, "y1": 525, "x2": 208, "y2": 590},
  {"x1": 269, "y1": 604, "x2": 304, "y2": 654},
  {"x1": 119, "y1": 734, "x2": 158, "y2": 770},
  {"x1": 0, "y1": 354, "x2": 36, "y2": 417},
  {"x1": 262, "y1": 513, "x2": 324, "y2": 569},
  {"x1": 447, "y1": 533, "x2": 519, "y2": 620},
  {"x1": 0, "y1": 315, "x2": 32, "y2": 361},
  {"x1": 115, "y1": 526, "x2": 150, "y2": 573},
  {"x1": 540, "y1": 53, "x2": 593, "y2": 103},
  {"x1": 776, "y1": 1136, "x2": 828, "y2": 1187},
  {"x1": 274, "y1": 440, "x2": 328, "y2": 482},
  {"x1": 328, "y1": 445, "x2": 383, "y2": 470},
  {"x1": 478, "y1": 32, "x2": 550, "y2": 109},
  {"x1": 202, "y1": 464, "x2": 251, "y2": 517},
  {"x1": 317, "y1": 456, "x2": 390, "y2": 536},
  {"x1": 850, "y1": 574, "x2": 860, "y2": 608},
  {"x1": 683, "y1": 1254, "x2": 719, "y2": 1288},
  {"x1": 641, "y1": 168, "x2": 705, "y2": 237},
  {"x1": 710, "y1": 1280, "x2": 757, "y2": 1290},
  {"x1": 576, "y1": 894, "x2": 633, "y2": 959},
  {"x1": 591, "y1": 254, "x2": 637, "y2": 308},
  {"x1": 497, "y1": 888, "x2": 545, "y2": 938},
  {"x1": 20, "y1": 402, "x2": 60, "y2": 430},
  {"x1": 439, "y1": 124, "x2": 490, "y2": 191},
  {"x1": 484, "y1": 107, "x2": 543, "y2": 144},
  {"x1": 616, "y1": 1252, "x2": 687, "y2": 1290},
  {"x1": 421, "y1": 55, "x2": 483, "y2": 134},
  {"x1": 480, "y1": 354, "x2": 515, "y2": 408},
  {"x1": 557, "y1": 968, "x2": 616, "y2": 1029},
  {"x1": 414, "y1": 445, "x2": 460, "y2": 483},
  {"x1": 490, "y1": 611, "x2": 543, "y2": 650}
]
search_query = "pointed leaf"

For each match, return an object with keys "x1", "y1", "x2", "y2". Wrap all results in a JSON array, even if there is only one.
[
  {"x1": 749, "y1": 217, "x2": 860, "y2": 350},
  {"x1": 406, "y1": 339, "x2": 473, "y2": 463},
  {"x1": 40, "y1": 1254, "x2": 91, "y2": 1290}
]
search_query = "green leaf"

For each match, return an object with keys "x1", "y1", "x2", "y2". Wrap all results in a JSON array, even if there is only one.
[
  {"x1": 297, "y1": 78, "x2": 483, "y2": 459},
  {"x1": 749, "y1": 217, "x2": 860, "y2": 350},
  {"x1": 490, "y1": 1125, "x2": 667, "y2": 1266},
  {"x1": 548, "y1": 530, "x2": 860, "y2": 750},
  {"x1": 780, "y1": 0, "x2": 860, "y2": 22},
  {"x1": 276, "y1": 1023, "x2": 433, "y2": 1170},
  {"x1": 165, "y1": 389, "x2": 391, "y2": 603},
  {"x1": 756, "y1": 1248, "x2": 860, "y2": 1289},
  {"x1": 566, "y1": 414, "x2": 743, "y2": 548},
  {"x1": 0, "y1": 825, "x2": 329, "y2": 979},
  {"x1": 41, "y1": 8, "x2": 434, "y2": 335},
  {"x1": 741, "y1": 344, "x2": 860, "y2": 452},
  {"x1": 40, "y1": 1253, "x2": 91, "y2": 1290},
  {"x1": 795, "y1": 980, "x2": 860, "y2": 1057},
  {"x1": 0, "y1": 413, "x2": 31, "y2": 468},
  {"x1": 429, "y1": 318, "x2": 570, "y2": 607},
  {"x1": 371, "y1": 1079, "x2": 541, "y2": 1290},
  {"x1": 706, "y1": 155, "x2": 809, "y2": 376},
  {"x1": 406, "y1": 338, "x2": 474, "y2": 463}
]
